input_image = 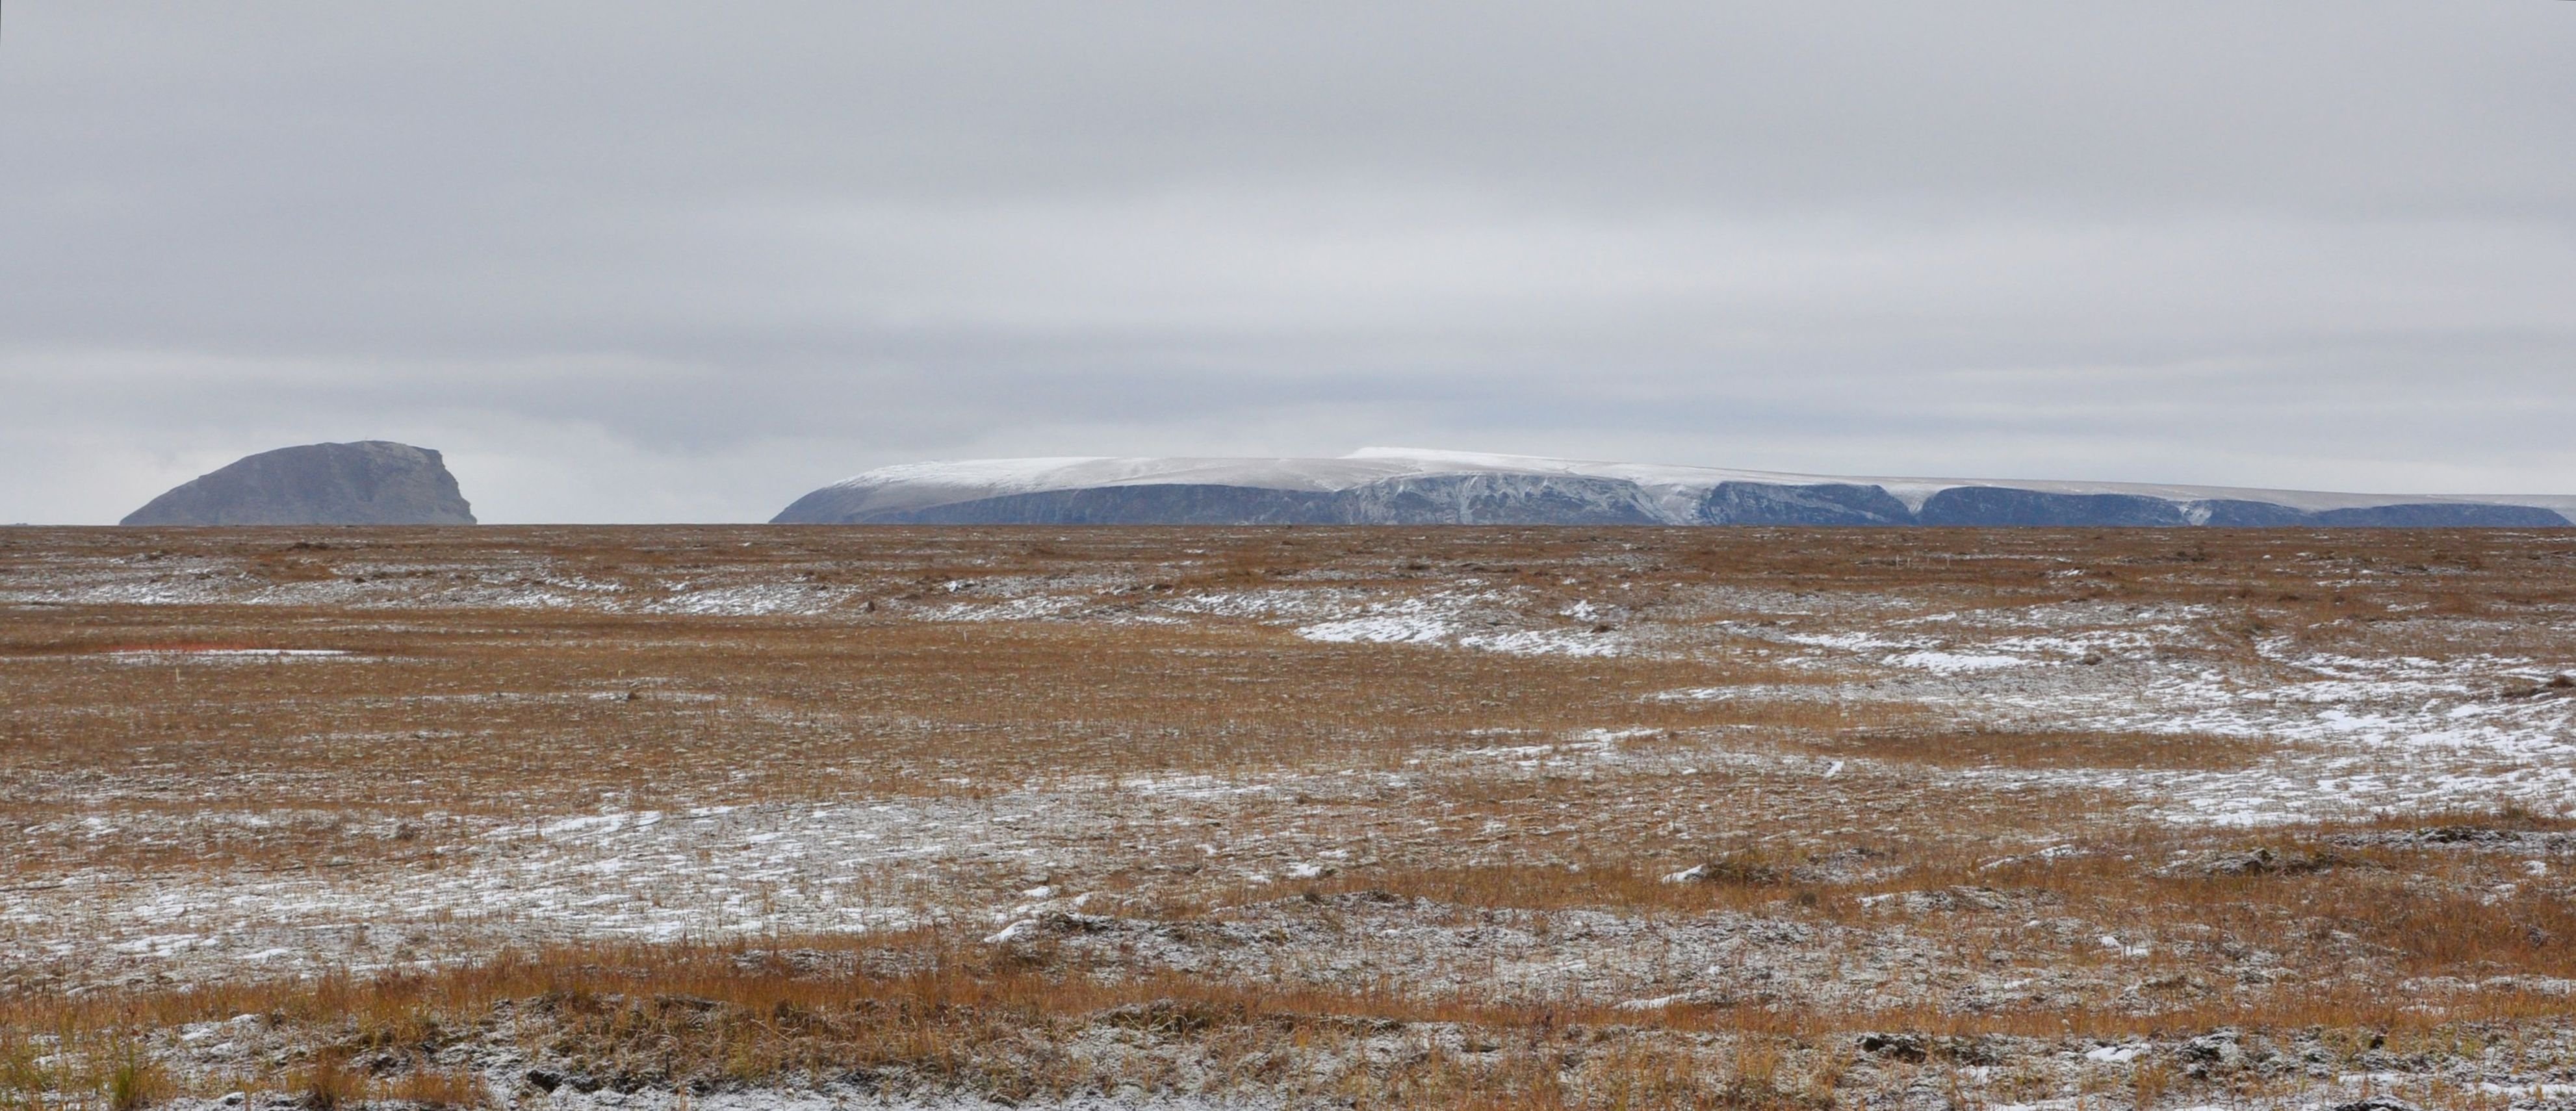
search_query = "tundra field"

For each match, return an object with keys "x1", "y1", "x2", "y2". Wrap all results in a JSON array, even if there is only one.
[{"x1": 5, "y1": 526, "x2": 2576, "y2": 1111}]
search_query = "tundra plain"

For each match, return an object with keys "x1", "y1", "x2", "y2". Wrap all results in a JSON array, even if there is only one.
[{"x1": 4, "y1": 526, "x2": 2575, "y2": 1111}]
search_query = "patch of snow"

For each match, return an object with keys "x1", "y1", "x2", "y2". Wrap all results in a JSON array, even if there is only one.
[{"x1": 1885, "y1": 650, "x2": 2026, "y2": 674}]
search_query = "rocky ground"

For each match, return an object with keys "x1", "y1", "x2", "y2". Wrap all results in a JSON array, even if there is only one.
[{"x1": 3, "y1": 526, "x2": 2574, "y2": 1110}]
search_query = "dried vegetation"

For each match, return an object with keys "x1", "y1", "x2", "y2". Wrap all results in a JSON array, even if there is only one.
[{"x1": 3, "y1": 526, "x2": 2575, "y2": 1110}]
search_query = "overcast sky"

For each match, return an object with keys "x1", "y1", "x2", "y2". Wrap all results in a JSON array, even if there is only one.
[{"x1": 3, "y1": 3, "x2": 2572, "y2": 522}]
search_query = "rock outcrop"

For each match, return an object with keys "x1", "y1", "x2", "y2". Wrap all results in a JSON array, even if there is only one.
[{"x1": 122, "y1": 442, "x2": 476, "y2": 526}]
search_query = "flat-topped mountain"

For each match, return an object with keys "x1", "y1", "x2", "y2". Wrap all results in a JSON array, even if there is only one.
[
  {"x1": 773, "y1": 448, "x2": 2573, "y2": 528},
  {"x1": 122, "y1": 441, "x2": 476, "y2": 526}
]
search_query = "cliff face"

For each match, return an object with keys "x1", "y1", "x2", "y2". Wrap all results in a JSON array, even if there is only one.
[
  {"x1": 1695, "y1": 482, "x2": 1916, "y2": 526},
  {"x1": 777, "y1": 468, "x2": 2571, "y2": 528},
  {"x1": 798, "y1": 475, "x2": 1662, "y2": 525},
  {"x1": 770, "y1": 450, "x2": 2576, "y2": 528},
  {"x1": 122, "y1": 442, "x2": 476, "y2": 526}
]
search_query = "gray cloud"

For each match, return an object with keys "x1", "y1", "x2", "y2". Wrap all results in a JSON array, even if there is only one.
[{"x1": 2, "y1": 1, "x2": 2571, "y2": 522}]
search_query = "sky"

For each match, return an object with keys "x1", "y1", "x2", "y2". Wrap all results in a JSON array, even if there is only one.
[{"x1": 2, "y1": 3, "x2": 2572, "y2": 524}]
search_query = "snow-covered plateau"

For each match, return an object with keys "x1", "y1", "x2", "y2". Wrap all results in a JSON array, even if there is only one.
[{"x1": 773, "y1": 447, "x2": 2576, "y2": 528}]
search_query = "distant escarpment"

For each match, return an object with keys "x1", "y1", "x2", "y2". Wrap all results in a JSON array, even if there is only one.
[
  {"x1": 1911, "y1": 487, "x2": 2566, "y2": 529},
  {"x1": 823, "y1": 474, "x2": 1671, "y2": 526},
  {"x1": 773, "y1": 450, "x2": 2573, "y2": 529},
  {"x1": 122, "y1": 442, "x2": 476, "y2": 526}
]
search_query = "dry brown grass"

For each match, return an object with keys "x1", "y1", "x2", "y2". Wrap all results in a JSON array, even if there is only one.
[
  {"x1": 6, "y1": 526, "x2": 2576, "y2": 1106},
  {"x1": 381, "y1": 1066, "x2": 490, "y2": 1109},
  {"x1": 1793, "y1": 727, "x2": 2285, "y2": 770},
  {"x1": 5, "y1": 923, "x2": 2574, "y2": 1109}
]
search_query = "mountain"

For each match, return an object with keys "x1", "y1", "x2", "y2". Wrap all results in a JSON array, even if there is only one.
[
  {"x1": 122, "y1": 442, "x2": 477, "y2": 526},
  {"x1": 773, "y1": 448, "x2": 2574, "y2": 528}
]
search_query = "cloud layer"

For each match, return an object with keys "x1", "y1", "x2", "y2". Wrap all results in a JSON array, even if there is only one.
[{"x1": 3, "y1": 2, "x2": 2571, "y2": 522}]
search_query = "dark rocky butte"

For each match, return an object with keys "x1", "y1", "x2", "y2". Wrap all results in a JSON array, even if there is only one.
[{"x1": 122, "y1": 442, "x2": 476, "y2": 526}]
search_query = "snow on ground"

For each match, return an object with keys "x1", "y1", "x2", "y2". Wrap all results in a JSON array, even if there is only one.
[
  {"x1": 11, "y1": 534, "x2": 2576, "y2": 1001},
  {"x1": 1881, "y1": 650, "x2": 2026, "y2": 674},
  {"x1": 639, "y1": 583, "x2": 855, "y2": 617},
  {"x1": 1655, "y1": 597, "x2": 2574, "y2": 824},
  {"x1": 1287, "y1": 589, "x2": 1628, "y2": 656},
  {"x1": 4, "y1": 795, "x2": 1079, "y2": 984},
  {"x1": 13, "y1": 542, "x2": 2572, "y2": 827},
  {"x1": 12, "y1": 538, "x2": 2576, "y2": 1111}
]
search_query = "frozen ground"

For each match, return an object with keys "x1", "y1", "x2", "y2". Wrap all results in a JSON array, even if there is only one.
[{"x1": 4, "y1": 526, "x2": 2574, "y2": 1110}]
